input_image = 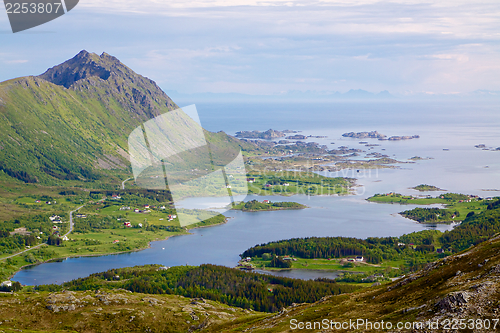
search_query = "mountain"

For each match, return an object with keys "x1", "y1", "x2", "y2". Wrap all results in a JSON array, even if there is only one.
[{"x1": 0, "y1": 51, "x2": 246, "y2": 185}]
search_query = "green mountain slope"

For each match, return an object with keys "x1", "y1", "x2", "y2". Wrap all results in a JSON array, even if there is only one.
[
  {"x1": 0, "y1": 50, "x2": 179, "y2": 184},
  {"x1": 0, "y1": 51, "x2": 253, "y2": 187}
]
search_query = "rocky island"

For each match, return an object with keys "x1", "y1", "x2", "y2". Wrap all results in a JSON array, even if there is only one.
[
  {"x1": 342, "y1": 131, "x2": 419, "y2": 141},
  {"x1": 342, "y1": 131, "x2": 386, "y2": 139},
  {"x1": 235, "y1": 129, "x2": 298, "y2": 139}
]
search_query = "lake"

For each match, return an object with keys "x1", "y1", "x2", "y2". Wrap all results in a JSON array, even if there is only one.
[{"x1": 12, "y1": 100, "x2": 500, "y2": 285}]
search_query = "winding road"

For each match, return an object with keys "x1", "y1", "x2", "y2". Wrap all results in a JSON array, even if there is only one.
[
  {"x1": 122, "y1": 177, "x2": 132, "y2": 190},
  {"x1": 63, "y1": 204, "x2": 85, "y2": 237},
  {"x1": 0, "y1": 204, "x2": 86, "y2": 261},
  {"x1": 1, "y1": 182, "x2": 121, "y2": 262}
]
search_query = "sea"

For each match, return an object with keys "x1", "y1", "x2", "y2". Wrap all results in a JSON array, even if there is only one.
[{"x1": 13, "y1": 99, "x2": 500, "y2": 285}]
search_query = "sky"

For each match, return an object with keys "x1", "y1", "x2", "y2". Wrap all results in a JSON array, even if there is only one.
[{"x1": 1, "y1": 0, "x2": 500, "y2": 96}]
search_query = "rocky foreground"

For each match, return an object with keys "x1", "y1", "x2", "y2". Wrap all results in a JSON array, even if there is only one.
[{"x1": 0, "y1": 289, "x2": 262, "y2": 332}]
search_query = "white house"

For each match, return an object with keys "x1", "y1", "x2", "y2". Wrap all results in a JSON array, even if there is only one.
[{"x1": 0, "y1": 281, "x2": 12, "y2": 287}]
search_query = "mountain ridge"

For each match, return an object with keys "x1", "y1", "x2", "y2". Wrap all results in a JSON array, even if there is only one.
[{"x1": 0, "y1": 51, "x2": 178, "y2": 184}]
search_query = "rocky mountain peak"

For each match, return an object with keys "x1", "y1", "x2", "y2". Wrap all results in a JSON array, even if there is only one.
[{"x1": 36, "y1": 50, "x2": 177, "y2": 117}]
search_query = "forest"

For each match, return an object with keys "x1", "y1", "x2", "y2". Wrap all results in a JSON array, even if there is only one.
[
  {"x1": 400, "y1": 207, "x2": 459, "y2": 222},
  {"x1": 241, "y1": 236, "x2": 425, "y2": 264},
  {"x1": 35, "y1": 264, "x2": 358, "y2": 312},
  {"x1": 241, "y1": 200, "x2": 500, "y2": 271}
]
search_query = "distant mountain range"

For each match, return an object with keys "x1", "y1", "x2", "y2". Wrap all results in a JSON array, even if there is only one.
[{"x1": 167, "y1": 88, "x2": 500, "y2": 103}]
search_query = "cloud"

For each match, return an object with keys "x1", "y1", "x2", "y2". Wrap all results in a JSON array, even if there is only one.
[
  {"x1": 5, "y1": 59, "x2": 29, "y2": 64},
  {"x1": 1, "y1": 0, "x2": 500, "y2": 94}
]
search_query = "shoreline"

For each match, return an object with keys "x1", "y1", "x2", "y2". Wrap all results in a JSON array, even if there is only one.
[
  {"x1": 251, "y1": 266, "x2": 356, "y2": 274},
  {"x1": 232, "y1": 207, "x2": 307, "y2": 213},
  {"x1": 9, "y1": 217, "x2": 231, "y2": 282}
]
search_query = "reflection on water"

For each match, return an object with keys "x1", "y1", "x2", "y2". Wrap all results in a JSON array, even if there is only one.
[{"x1": 253, "y1": 269, "x2": 342, "y2": 280}]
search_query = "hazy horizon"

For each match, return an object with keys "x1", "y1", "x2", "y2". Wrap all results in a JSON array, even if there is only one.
[{"x1": 1, "y1": 1, "x2": 500, "y2": 98}]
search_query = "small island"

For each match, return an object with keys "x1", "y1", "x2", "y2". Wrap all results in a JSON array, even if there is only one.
[
  {"x1": 232, "y1": 200, "x2": 307, "y2": 212},
  {"x1": 343, "y1": 131, "x2": 386, "y2": 139},
  {"x1": 286, "y1": 134, "x2": 307, "y2": 140},
  {"x1": 411, "y1": 184, "x2": 446, "y2": 192},
  {"x1": 235, "y1": 129, "x2": 298, "y2": 139},
  {"x1": 408, "y1": 156, "x2": 434, "y2": 161},
  {"x1": 342, "y1": 131, "x2": 419, "y2": 141}
]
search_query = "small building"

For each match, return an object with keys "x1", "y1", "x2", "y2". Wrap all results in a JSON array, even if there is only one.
[
  {"x1": 0, "y1": 281, "x2": 12, "y2": 287},
  {"x1": 160, "y1": 206, "x2": 166, "y2": 210},
  {"x1": 263, "y1": 200, "x2": 270, "y2": 204},
  {"x1": 355, "y1": 256, "x2": 364, "y2": 262},
  {"x1": 49, "y1": 215, "x2": 60, "y2": 221},
  {"x1": 144, "y1": 205, "x2": 150, "y2": 209},
  {"x1": 226, "y1": 185, "x2": 232, "y2": 189},
  {"x1": 134, "y1": 209, "x2": 140, "y2": 213},
  {"x1": 113, "y1": 240, "x2": 120, "y2": 244},
  {"x1": 10, "y1": 227, "x2": 31, "y2": 236},
  {"x1": 76, "y1": 214, "x2": 86, "y2": 219},
  {"x1": 247, "y1": 178, "x2": 255, "y2": 183},
  {"x1": 61, "y1": 235, "x2": 69, "y2": 241},
  {"x1": 123, "y1": 222, "x2": 132, "y2": 227},
  {"x1": 138, "y1": 223, "x2": 143, "y2": 228},
  {"x1": 282, "y1": 183, "x2": 290, "y2": 186},
  {"x1": 111, "y1": 194, "x2": 121, "y2": 200},
  {"x1": 120, "y1": 206, "x2": 131, "y2": 211}
]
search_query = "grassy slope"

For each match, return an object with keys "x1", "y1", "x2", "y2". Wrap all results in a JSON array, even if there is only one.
[
  {"x1": 2, "y1": 231, "x2": 500, "y2": 332},
  {"x1": 0, "y1": 289, "x2": 260, "y2": 333},
  {"x1": 211, "y1": 233, "x2": 500, "y2": 332}
]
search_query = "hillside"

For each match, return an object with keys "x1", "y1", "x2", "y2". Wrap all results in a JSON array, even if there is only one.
[
  {"x1": 212, "y1": 232, "x2": 500, "y2": 332},
  {"x1": 0, "y1": 50, "x2": 180, "y2": 185},
  {"x1": 0, "y1": 288, "x2": 262, "y2": 333},
  {"x1": 2, "y1": 228, "x2": 500, "y2": 332},
  {"x1": 0, "y1": 50, "x2": 254, "y2": 189}
]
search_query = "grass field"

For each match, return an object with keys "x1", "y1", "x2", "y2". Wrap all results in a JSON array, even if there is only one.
[
  {"x1": 247, "y1": 257, "x2": 405, "y2": 274},
  {"x1": 245, "y1": 170, "x2": 353, "y2": 196},
  {"x1": 368, "y1": 193, "x2": 492, "y2": 223}
]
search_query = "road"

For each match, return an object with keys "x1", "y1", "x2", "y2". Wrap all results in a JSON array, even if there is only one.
[
  {"x1": 122, "y1": 177, "x2": 132, "y2": 190},
  {"x1": 0, "y1": 204, "x2": 86, "y2": 261},
  {"x1": 63, "y1": 204, "x2": 85, "y2": 237},
  {"x1": 0, "y1": 242, "x2": 47, "y2": 261}
]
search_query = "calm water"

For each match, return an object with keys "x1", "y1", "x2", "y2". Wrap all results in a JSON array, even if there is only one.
[{"x1": 13, "y1": 100, "x2": 500, "y2": 285}]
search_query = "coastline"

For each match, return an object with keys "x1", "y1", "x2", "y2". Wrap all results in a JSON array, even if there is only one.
[
  {"x1": 232, "y1": 207, "x2": 307, "y2": 213},
  {"x1": 9, "y1": 217, "x2": 231, "y2": 282}
]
